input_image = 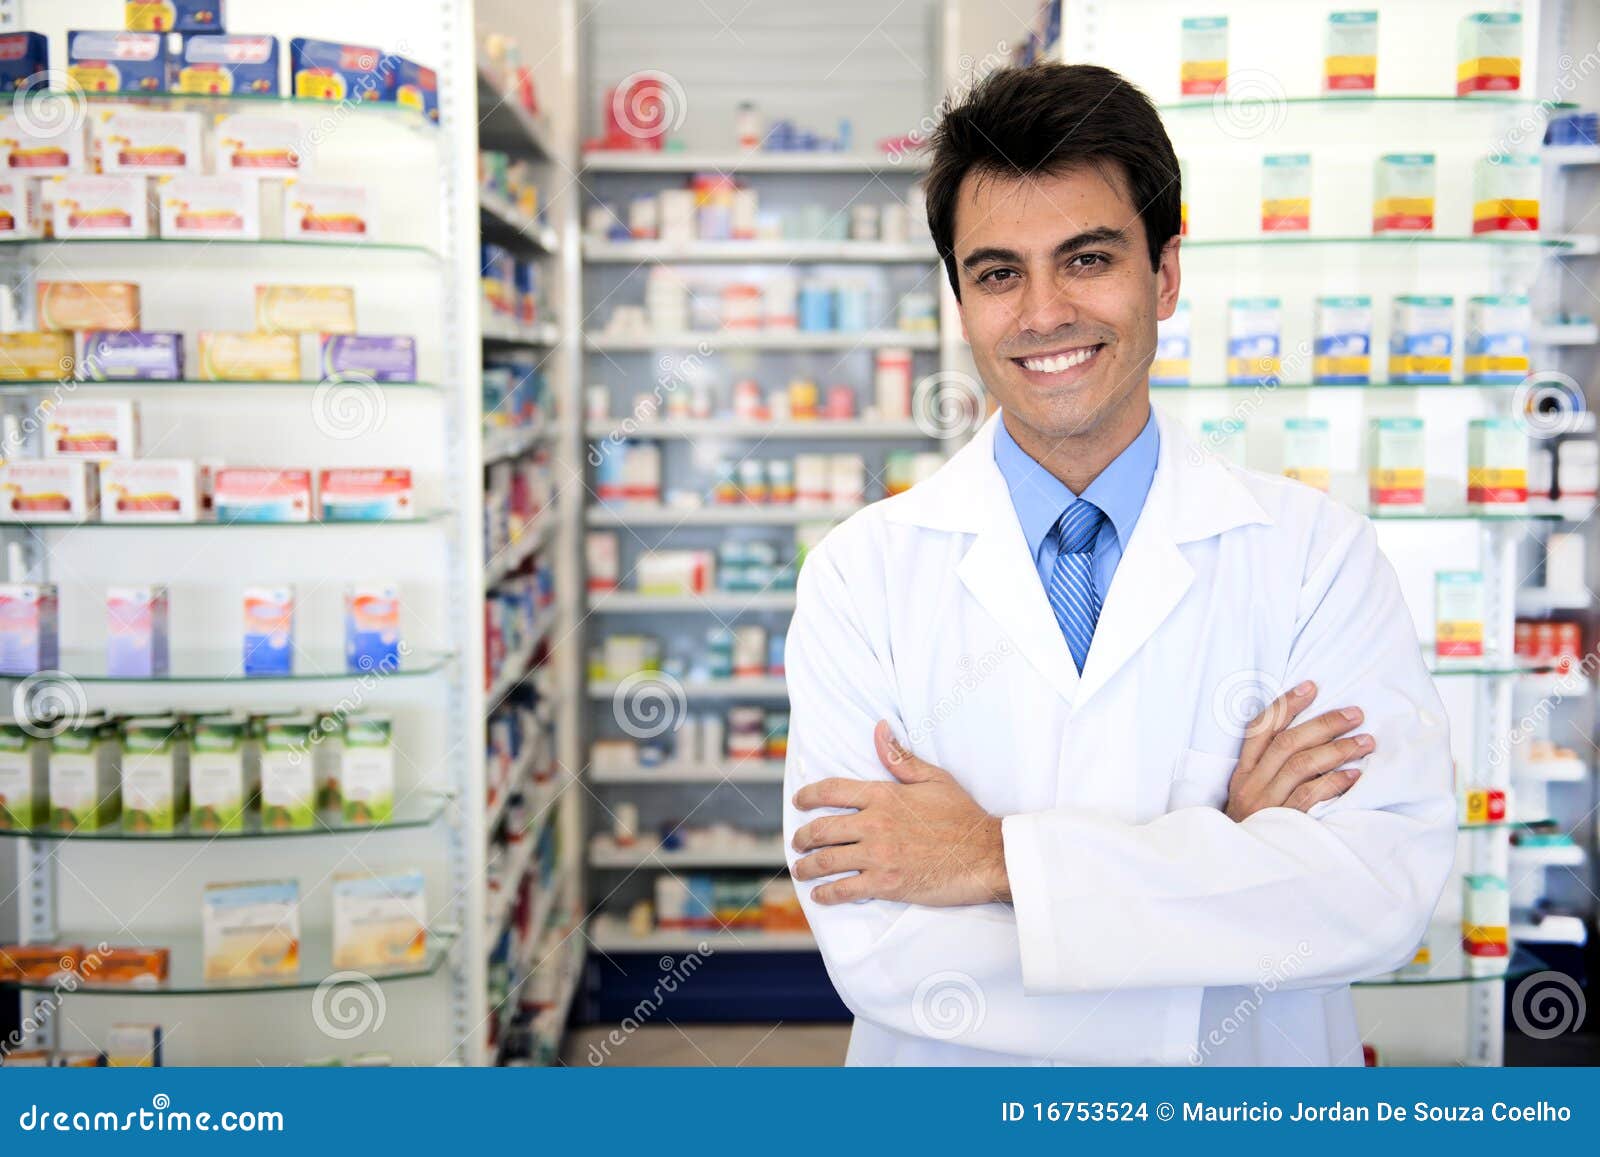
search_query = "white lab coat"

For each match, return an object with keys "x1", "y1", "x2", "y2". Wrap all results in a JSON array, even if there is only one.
[{"x1": 782, "y1": 406, "x2": 1455, "y2": 1066}]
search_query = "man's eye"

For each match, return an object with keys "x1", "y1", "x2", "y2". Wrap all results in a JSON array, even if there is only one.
[
  {"x1": 978, "y1": 268, "x2": 1018, "y2": 285},
  {"x1": 1069, "y1": 253, "x2": 1107, "y2": 268}
]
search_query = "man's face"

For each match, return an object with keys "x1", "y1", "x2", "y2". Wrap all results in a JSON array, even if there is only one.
[{"x1": 951, "y1": 164, "x2": 1180, "y2": 442}]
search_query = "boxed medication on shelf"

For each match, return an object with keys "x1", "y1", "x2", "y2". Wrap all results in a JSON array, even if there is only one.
[
  {"x1": 1461, "y1": 786, "x2": 1507, "y2": 826},
  {"x1": 319, "y1": 468, "x2": 412, "y2": 520},
  {"x1": 49, "y1": 175, "x2": 155, "y2": 239},
  {"x1": 320, "y1": 335, "x2": 416, "y2": 382},
  {"x1": 198, "y1": 332, "x2": 300, "y2": 380},
  {"x1": 1461, "y1": 875, "x2": 1509, "y2": 974},
  {"x1": 66, "y1": 30, "x2": 169, "y2": 94},
  {"x1": 0, "y1": 333, "x2": 74, "y2": 381},
  {"x1": 1388, "y1": 296, "x2": 1453, "y2": 383},
  {"x1": 1435, "y1": 571, "x2": 1485, "y2": 658},
  {"x1": 392, "y1": 58, "x2": 439, "y2": 123},
  {"x1": 333, "y1": 870, "x2": 426, "y2": 969},
  {"x1": 1372, "y1": 154, "x2": 1435, "y2": 233},
  {"x1": 638, "y1": 550, "x2": 716, "y2": 595},
  {"x1": 49, "y1": 719, "x2": 118, "y2": 831},
  {"x1": 1260, "y1": 154, "x2": 1310, "y2": 232},
  {"x1": 213, "y1": 115, "x2": 306, "y2": 179},
  {"x1": 1466, "y1": 417, "x2": 1527, "y2": 508},
  {"x1": 1179, "y1": 16, "x2": 1228, "y2": 96},
  {"x1": 157, "y1": 175, "x2": 260, "y2": 239},
  {"x1": 1366, "y1": 417, "x2": 1425, "y2": 508},
  {"x1": 587, "y1": 531, "x2": 619, "y2": 593},
  {"x1": 1151, "y1": 301, "x2": 1190, "y2": 386},
  {"x1": 92, "y1": 109, "x2": 202, "y2": 174},
  {"x1": 339, "y1": 713, "x2": 395, "y2": 823},
  {"x1": 258, "y1": 715, "x2": 313, "y2": 825},
  {"x1": 243, "y1": 585, "x2": 295, "y2": 676},
  {"x1": 100, "y1": 459, "x2": 199, "y2": 522},
  {"x1": 283, "y1": 180, "x2": 372, "y2": 240},
  {"x1": 0, "y1": 944, "x2": 86, "y2": 983},
  {"x1": 1324, "y1": 10, "x2": 1377, "y2": 92},
  {"x1": 345, "y1": 585, "x2": 400, "y2": 673},
  {"x1": 0, "y1": 178, "x2": 42, "y2": 238},
  {"x1": 1226, "y1": 297, "x2": 1280, "y2": 385},
  {"x1": 119, "y1": 715, "x2": 187, "y2": 832},
  {"x1": 44, "y1": 399, "x2": 140, "y2": 458},
  {"x1": 1313, "y1": 296, "x2": 1372, "y2": 384},
  {"x1": 215, "y1": 467, "x2": 312, "y2": 522},
  {"x1": 172, "y1": 33, "x2": 279, "y2": 96},
  {"x1": 1457, "y1": 12, "x2": 1521, "y2": 95},
  {"x1": 106, "y1": 1023, "x2": 162, "y2": 1067},
  {"x1": 1281, "y1": 418, "x2": 1331, "y2": 492},
  {"x1": 79, "y1": 331, "x2": 183, "y2": 380},
  {"x1": 1472, "y1": 154, "x2": 1539, "y2": 234},
  {"x1": 37, "y1": 281, "x2": 142, "y2": 332},
  {"x1": 290, "y1": 38, "x2": 392, "y2": 103},
  {"x1": 256, "y1": 285, "x2": 356, "y2": 335},
  {"x1": 0, "y1": 461, "x2": 95, "y2": 522},
  {"x1": 106, "y1": 584, "x2": 169, "y2": 677},
  {"x1": 124, "y1": 1, "x2": 223, "y2": 32},
  {"x1": 0, "y1": 113, "x2": 87, "y2": 175},
  {"x1": 0, "y1": 32, "x2": 48, "y2": 90},
  {"x1": 1464, "y1": 294, "x2": 1530, "y2": 382},
  {"x1": 189, "y1": 713, "x2": 250, "y2": 833},
  {"x1": 202, "y1": 880, "x2": 301, "y2": 981},
  {"x1": 0, "y1": 722, "x2": 47, "y2": 829}
]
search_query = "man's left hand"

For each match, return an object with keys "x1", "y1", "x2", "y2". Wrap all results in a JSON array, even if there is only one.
[{"x1": 791, "y1": 721, "x2": 1009, "y2": 906}]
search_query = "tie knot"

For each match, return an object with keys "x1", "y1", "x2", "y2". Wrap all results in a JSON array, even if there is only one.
[{"x1": 1053, "y1": 499, "x2": 1104, "y2": 555}]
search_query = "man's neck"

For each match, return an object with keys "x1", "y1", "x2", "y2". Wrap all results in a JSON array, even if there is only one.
[{"x1": 1001, "y1": 396, "x2": 1150, "y2": 495}]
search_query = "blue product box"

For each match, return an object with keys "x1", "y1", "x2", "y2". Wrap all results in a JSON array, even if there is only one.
[
  {"x1": 0, "y1": 33, "x2": 48, "y2": 92},
  {"x1": 320, "y1": 335, "x2": 417, "y2": 383},
  {"x1": 391, "y1": 57, "x2": 437, "y2": 123},
  {"x1": 173, "y1": 33, "x2": 279, "y2": 96},
  {"x1": 345, "y1": 585, "x2": 400, "y2": 673},
  {"x1": 125, "y1": 1, "x2": 224, "y2": 33},
  {"x1": 290, "y1": 38, "x2": 394, "y2": 104},
  {"x1": 67, "y1": 30, "x2": 169, "y2": 94},
  {"x1": 78, "y1": 331, "x2": 185, "y2": 381},
  {"x1": 242, "y1": 585, "x2": 294, "y2": 675}
]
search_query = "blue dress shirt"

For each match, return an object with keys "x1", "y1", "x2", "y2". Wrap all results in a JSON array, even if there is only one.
[{"x1": 992, "y1": 408, "x2": 1160, "y2": 607}]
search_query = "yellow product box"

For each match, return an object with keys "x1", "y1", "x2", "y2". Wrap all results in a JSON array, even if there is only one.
[
  {"x1": 331, "y1": 870, "x2": 427, "y2": 970},
  {"x1": 198, "y1": 332, "x2": 302, "y2": 381},
  {"x1": 202, "y1": 880, "x2": 301, "y2": 982},
  {"x1": 1366, "y1": 416, "x2": 1426, "y2": 508},
  {"x1": 0, "y1": 332, "x2": 74, "y2": 381},
  {"x1": 1467, "y1": 417, "x2": 1527, "y2": 508},
  {"x1": 1282, "y1": 418, "x2": 1331, "y2": 493},
  {"x1": 1179, "y1": 16, "x2": 1228, "y2": 96},
  {"x1": 1457, "y1": 12, "x2": 1521, "y2": 95},
  {"x1": 37, "y1": 281, "x2": 142, "y2": 333},
  {"x1": 1435, "y1": 571, "x2": 1485, "y2": 658},
  {"x1": 1471, "y1": 153, "x2": 1539, "y2": 235},
  {"x1": 91, "y1": 109, "x2": 203, "y2": 176},
  {"x1": 255, "y1": 285, "x2": 357, "y2": 335},
  {"x1": 106, "y1": 1023, "x2": 162, "y2": 1067},
  {"x1": 1324, "y1": 11, "x2": 1377, "y2": 93},
  {"x1": 282, "y1": 180, "x2": 372, "y2": 241},
  {"x1": 1372, "y1": 154, "x2": 1435, "y2": 234},
  {"x1": 48, "y1": 175, "x2": 155, "y2": 240}
]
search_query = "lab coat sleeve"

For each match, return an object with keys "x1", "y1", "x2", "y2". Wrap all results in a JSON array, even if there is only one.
[
  {"x1": 1003, "y1": 511, "x2": 1456, "y2": 995},
  {"x1": 785, "y1": 537, "x2": 1202, "y2": 1063}
]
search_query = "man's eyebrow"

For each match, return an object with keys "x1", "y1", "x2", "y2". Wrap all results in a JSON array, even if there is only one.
[{"x1": 960, "y1": 227, "x2": 1132, "y2": 271}]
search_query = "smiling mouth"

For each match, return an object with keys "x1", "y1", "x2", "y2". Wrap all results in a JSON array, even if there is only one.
[{"x1": 1011, "y1": 343, "x2": 1105, "y2": 374}]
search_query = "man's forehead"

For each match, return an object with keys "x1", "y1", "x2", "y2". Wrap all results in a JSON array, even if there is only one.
[{"x1": 953, "y1": 163, "x2": 1136, "y2": 242}]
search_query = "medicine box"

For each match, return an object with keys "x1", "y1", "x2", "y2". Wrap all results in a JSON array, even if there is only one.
[
  {"x1": 243, "y1": 585, "x2": 294, "y2": 676},
  {"x1": 0, "y1": 722, "x2": 47, "y2": 829},
  {"x1": 202, "y1": 880, "x2": 301, "y2": 981},
  {"x1": 255, "y1": 285, "x2": 356, "y2": 335},
  {"x1": 49, "y1": 720, "x2": 118, "y2": 831},
  {"x1": 1324, "y1": 11, "x2": 1377, "y2": 92},
  {"x1": 172, "y1": 33, "x2": 279, "y2": 96},
  {"x1": 290, "y1": 38, "x2": 393, "y2": 104},
  {"x1": 215, "y1": 467, "x2": 312, "y2": 522},
  {"x1": 392, "y1": 58, "x2": 438, "y2": 123},
  {"x1": 1465, "y1": 295, "x2": 1531, "y2": 383},
  {"x1": 1467, "y1": 417, "x2": 1527, "y2": 508},
  {"x1": 67, "y1": 30, "x2": 169, "y2": 94},
  {"x1": 1200, "y1": 419, "x2": 1246, "y2": 468},
  {"x1": 319, "y1": 468, "x2": 412, "y2": 520},
  {"x1": 0, "y1": 113, "x2": 87, "y2": 176},
  {"x1": 1458, "y1": 13, "x2": 1521, "y2": 95},
  {"x1": 1461, "y1": 875, "x2": 1509, "y2": 975},
  {"x1": 106, "y1": 584, "x2": 169, "y2": 678},
  {"x1": 188, "y1": 713, "x2": 250, "y2": 832},
  {"x1": 79, "y1": 331, "x2": 184, "y2": 381},
  {"x1": 338, "y1": 713, "x2": 395, "y2": 824},
  {"x1": 586, "y1": 531, "x2": 620, "y2": 593},
  {"x1": 1388, "y1": 295, "x2": 1453, "y2": 383},
  {"x1": 1435, "y1": 571, "x2": 1485, "y2": 659},
  {"x1": 1313, "y1": 296, "x2": 1372, "y2": 384},
  {"x1": 1179, "y1": 16, "x2": 1228, "y2": 97},
  {"x1": 119, "y1": 715, "x2": 187, "y2": 833},
  {"x1": 345, "y1": 584, "x2": 401, "y2": 673},
  {"x1": 1260, "y1": 154, "x2": 1311, "y2": 232},
  {"x1": 320, "y1": 335, "x2": 417, "y2": 382},
  {"x1": 37, "y1": 281, "x2": 142, "y2": 333},
  {"x1": 197, "y1": 332, "x2": 301, "y2": 381},
  {"x1": 1282, "y1": 418, "x2": 1331, "y2": 492},
  {"x1": 1372, "y1": 154, "x2": 1435, "y2": 233},
  {"x1": 44, "y1": 399, "x2": 140, "y2": 459},
  {"x1": 92, "y1": 109, "x2": 202, "y2": 175},
  {"x1": 1367, "y1": 417, "x2": 1426, "y2": 507},
  {"x1": 1151, "y1": 301, "x2": 1190, "y2": 386},
  {"x1": 0, "y1": 332, "x2": 75, "y2": 381},
  {"x1": 282, "y1": 181, "x2": 372, "y2": 241},
  {"x1": 1471, "y1": 154, "x2": 1539, "y2": 234},
  {"x1": 99, "y1": 459, "x2": 200, "y2": 522},
  {"x1": 0, "y1": 178, "x2": 42, "y2": 238},
  {"x1": 157, "y1": 174, "x2": 260, "y2": 239},
  {"x1": 212, "y1": 115, "x2": 306, "y2": 180},
  {"x1": 106, "y1": 1023, "x2": 163, "y2": 1067},
  {"x1": 0, "y1": 461, "x2": 96, "y2": 523},
  {"x1": 0, "y1": 33, "x2": 49, "y2": 92},
  {"x1": 258, "y1": 716, "x2": 314, "y2": 827},
  {"x1": 332, "y1": 870, "x2": 426, "y2": 970},
  {"x1": 49, "y1": 175, "x2": 155, "y2": 239},
  {"x1": 124, "y1": 1, "x2": 224, "y2": 33},
  {"x1": 1226, "y1": 297, "x2": 1281, "y2": 385}
]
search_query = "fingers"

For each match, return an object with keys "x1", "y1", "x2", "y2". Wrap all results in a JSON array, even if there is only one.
[
  {"x1": 791, "y1": 813, "x2": 865, "y2": 853},
  {"x1": 1253, "y1": 706, "x2": 1365, "y2": 785},
  {"x1": 1237, "y1": 681, "x2": 1316, "y2": 771},
  {"x1": 1283, "y1": 768, "x2": 1361, "y2": 813},
  {"x1": 791, "y1": 845, "x2": 872, "y2": 881},
  {"x1": 1265, "y1": 731, "x2": 1374, "y2": 799},
  {"x1": 811, "y1": 874, "x2": 873, "y2": 905},
  {"x1": 874, "y1": 720, "x2": 944, "y2": 784},
  {"x1": 792, "y1": 777, "x2": 873, "y2": 812}
]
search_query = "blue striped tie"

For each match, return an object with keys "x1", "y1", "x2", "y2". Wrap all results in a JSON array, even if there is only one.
[{"x1": 1047, "y1": 500, "x2": 1105, "y2": 674}]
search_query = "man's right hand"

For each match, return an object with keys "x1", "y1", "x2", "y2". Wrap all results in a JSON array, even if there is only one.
[{"x1": 1224, "y1": 680, "x2": 1373, "y2": 822}]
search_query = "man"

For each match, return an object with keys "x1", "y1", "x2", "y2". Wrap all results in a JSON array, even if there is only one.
[{"x1": 782, "y1": 63, "x2": 1454, "y2": 1066}]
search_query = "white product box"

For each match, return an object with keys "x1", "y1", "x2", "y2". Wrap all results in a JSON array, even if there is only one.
[
  {"x1": 43, "y1": 398, "x2": 140, "y2": 459},
  {"x1": 202, "y1": 880, "x2": 301, "y2": 981},
  {"x1": 0, "y1": 177, "x2": 42, "y2": 239},
  {"x1": 0, "y1": 460, "x2": 97, "y2": 522},
  {"x1": 157, "y1": 175, "x2": 261, "y2": 240},
  {"x1": 332, "y1": 870, "x2": 427, "y2": 970},
  {"x1": 586, "y1": 530, "x2": 619, "y2": 593},
  {"x1": 0, "y1": 113, "x2": 87, "y2": 176},
  {"x1": 99, "y1": 459, "x2": 200, "y2": 523},
  {"x1": 282, "y1": 180, "x2": 372, "y2": 242},
  {"x1": 92, "y1": 110, "x2": 203, "y2": 176},
  {"x1": 49, "y1": 175, "x2": 154, "y2": 239},
  {"x1": 212, "y1": 115, "x2": 309, "y2": 181}
]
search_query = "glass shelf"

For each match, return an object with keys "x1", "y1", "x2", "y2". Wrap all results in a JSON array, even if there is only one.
[
  {"x1": 1368, "y1": 506, "x2": 1566, "y2": 523},
  {"x1": 67, "y1": 88, "x2": 438, "y2": 130},
  {"x1": 1354, "y1": 938, "x2": 1546, "y2": 988},
  {"x1": 1426, "y1": 655, "x2": 1566, "y2": 677},
  {"x1": 0, "y1": 930, "x2": 455, "y2": 996},
  {"x1": 0, "y1": 379, "x2": 443, "y2": 394},
  {"x1": 3, "y1": 511, "x2": 452, "y2": 530},
  {"x1": 1180, "y1": 235, "x2": 1567, "y2": 252},
  {"x1": 1153, "y1": 379, "x2": 1529, "y2": 391},
  {"x1": 0, "y1": 794, "x2": 450, "y2": 842},
  {"x1": 0, "y1": 238, "x2": 442, "y2": 261},
  {"x1": 1459, "y1": 817, "x2": 1553, "y2": 832},
  {"x1": 0, "y1": 649, "x2": 453, "y2": 683},
  {"x1": 1160, "y1": 94, "x2": 1577, "y2": 114}
]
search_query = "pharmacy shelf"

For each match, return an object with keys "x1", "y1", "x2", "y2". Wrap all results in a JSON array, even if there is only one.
[
  {"x1": 482, "y1": 315, "x2": 562, "y2": 346},
  {"x1": 586, "y1": 503, "x2": 861, "y2": 527},
  {"x1": 1546, "y1": 145, "x2": 1600, "y2": 167},
  {"x1": 588, "y1": 835, "x2": 789, "y2": 869},
  {"x1": 484, "y1": 422, "x2": 558, "y2": 464},
  {"x1": 74, "y1": 87, "x2": 440, "y2": 131},
  {"x1": 586, "y1": 330, "x2": 939, "y2": 352},
  {"x1": 1509, "y1": 842, "x2": 1586, "y2": 869},
  {"x1": 480, "y1": 191, "x2": 559, "y2": 252},
  {"x1": 588, "y1": 916, "x2": 814, "y2": 954},
  {"x1": 1160, "y1": 94, "x2": 1579, "y2": 114},
  {"x1": 527, "y1": 927, "x2": 587, "y2": 1060},
  {"x1": 0, "y1": 930, "x2": 456, "y2": 996},
  {"x1": 589, "y1": 676, "x2": 788, "y2": 700},
  {"x1": 1511, "y1": 759, "x2": 1589, "y2": 783},
  {"x1": 585, "y1": 418, "x2": 934, "y2": 439},
  {"x1": 582, "y1": 150, "x2": 927, "y2": 174},
  {"x1": 587, "y1": 591, "x2": 796, "y2": 613},
  {"x1": 1151, "y1": 379, "x2": 1533, "y2": 392},
  {"x1": 1367, "y1": 505, "x2": 1567, "y2": 522},
  {"x1": 582, "y1": 239, "x2": 938, "y2": 263},
  {"x1": 511, "y1": 866, "x2": 569, "y2": 973},
  {"x1": 0, "y1": 794, "x2": 451, "y2": 842},
  {"x1": 485, "y1": 778, "x2": 567, "y2": 944},
  {"x1": 0, "y1": 649, "x2": 453, "y2": 684},
  {"x1": 477, "y1": 63, "x2": 557, "y2": 159},
  {"x1": 485, "y1": 617, "x2": 554, "y2": 716},
  {"x1": 1556, "y1": 234, "x2": 1600, "y2": 257},
  {"x1": 7, "y1": 512, "x2": 451, "y2": 530},
  {"x1": 1516, "y1": 588, "x2": 1593, "y2": 615},
  {"x1": 485, "y1": 509, "x2": 558, "y2": 588},
  {"x1": 1, "y1": 238, "x2": 443, "y2": 261},
  {"x1": 1354, "y1": 934, "x2": 1548, "y2": 988},
  {"x1": 1178, "y1": 235, "x2": 1574, "y2": 253},
  {"x1": 486, "y1": 742, "x2": 540, "y2": 839},
  {"x1": 0, "y1": 379, "x2": 443, "y2": 394},
  {"x1": 1535, "y1": 322, "x2": 1600, "y2": 346},
  {"x1": 587, "y1": 760, "x2": 787, "y2": 784},
  {"x1": 1426, "y1": 656, "x2": 1577, "y2": 677}
]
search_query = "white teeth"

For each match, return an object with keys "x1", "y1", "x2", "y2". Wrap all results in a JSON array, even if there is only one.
[{"x1": 1020, "y1": 347, "x2": 1096, "y2": 373}]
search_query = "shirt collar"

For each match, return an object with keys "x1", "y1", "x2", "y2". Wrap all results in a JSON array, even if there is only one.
[{"x1": 992, "y1": 407, "x2": 1160, "y2": 559}]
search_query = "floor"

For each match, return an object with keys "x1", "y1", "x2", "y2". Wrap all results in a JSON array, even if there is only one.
[{"x1": 564, "y1": 1023, "x2": 851, "y2": 1067}]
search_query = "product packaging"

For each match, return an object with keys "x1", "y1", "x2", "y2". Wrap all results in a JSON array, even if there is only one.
[
  {"x1": 339, "y1": 713, "x2": 395, "y2": 823},
  {"x1": 257, "y1": 715, "x2": 314, "y2": 826},
  {"x1": 0, "y1": 333, "x2": 74, "y2": 381},
  {"x1": 106, "y1": 585, "x2": 169, "y2": 677},
  {"x1": 1260, "y1": 154, "x2": 1311, "y2": 232},
  {"x1": 1435, "y1": 571, "x2": 1485, "y2": 659},
  {"x1": 0, "y1": 178, "x2": 42, "y2": 238},
  {"x1": 1152, "y1": 301, "x2": 1191, "y2": 386},
  {"x1": 92, "y1": 109, "x2": 202, "y2": 175},
  {"x1": 1464, "y1": 294, "x2": 1531, "y2": 383},
  {"x1": 188, "y1": 713, "x2": 250, "y2": 832},
  {"x1": 0, "y1": 112, "x2": 87, "y2": 175},
  {"x1": 0, "y1": 32, "x2": 49, "y2": 92},
  {"x1": 1467, "y1": 417, "x2": 1528, "y2": 509},
  {"x1": 1179, "y1": 16, "x2": 1228, "y2": 96},
  {"x1": 202, "y1": 880, "x2": 301, "y2": 981},
  {"x1": 1366, "y1": 416, "x2": 1426, "y2": 508},
  {"x1": 1457, "y1": 12, "x2": 1521, "y2": 95},
  {"x1": 319, "y1": 335, "x2": 416, "y2": 382},
  {"x1": 37, "y1": 281, "x2": 142, "y2": 333},
  {"x1": 172, "y1": 33, "x2": 279, "y2": 95},
  {"x1": 1324, "y1": 11, "x2": 1378, "y2": 92},
  {"x1": 106, "y1": 1024, "x2": 162, "y2": 1067},
  {"x1": 1372, "y1": 154, "x2": 1435, "y2": 233},
  {"x1": 345, "y1": 585, "x2": 400, "y2": 672},
  {"x1": 197, "y1": 332, "x2": 301, "y2": 381},
  {"x1": 214, "y1": 468, "x2": 313, "y2": 522},
  {"x1": 289, "y1": 38, "x2": 393, "y2": 104},
  {"x1": 283, "y1": 181, "x2": 372, "y2": 240},
  {"x1": 0, "y1": 721, "x2": 47, "y2": 829},
  {"x1": 0, "y1": 584, "x2": 58, "y2": 675},
  {"x1": 157, "y1": 174, "x2": 260, "y2": 239},
  {"x1": 1282, "y1": 418, "x2": 1332, "y2": 492},
  {"x1": 1388, "y1": 295, "x2": 1453, "y2": 383},
  {"x1": 255, "y1": 285, "x2": 356, "y2": 335},
  {"x1": 242, "y1": 585, "x2": 294, "y2": 675},
  {"x1": 0, "y1": 461, "x2": 95, "y2": 522},
  {"x1": 1471, "y1": 154, "x2": 1539, "y2": 234},
  {"x1": 48, "y1": 719, "x2": 118, "y2": 831},
  {"x1": 1461, "y1": 874, "x2": 1509, "y2": 974},
  {"x1": 212, "y1": 115, "x2": 306, "y2": 179},
  {"x1": 99, "y1": 459, "x2": 200, "y2": 522},
  {"x1": 44, "y1": 399, "x2": 140, "y2": 458},
  {"x1": 119, "y1": 715, "x2": 187, "y2": 832},
  {"x1": 124, "y1": 1, "x2": 223, "y2": 32},
  {"x1": 1313, "y1": 295, "x2": 1372, "y2": 384},
  {"x1": 1227, "y1": 297, "x2": 1281, "y2": 385},
  {"x1": 392, "y1": 58, "x2": 438, "y2": 122},
  {"x1": 66, "y1": 30, "x2": 169, "y2": 94},
  {"x1": 49, "y1": 175, "x2": 155, "y2": 239},
  {"x1": 318, "y1": 469, "x2": 412, "y2": 520},
  {"x1": 332, "y1": 870, "x2": 426, "y2": 969},
  {"x1": 78, "y1": 331, "x2": 184, "y2": 381}
]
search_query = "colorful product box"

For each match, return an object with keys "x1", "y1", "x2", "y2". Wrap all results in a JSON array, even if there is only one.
[
  {"x1": 66, "y1": 30, "x2": 169, "y2": 94},
  {"x1": 1388, "y1": 295, "x2": 1453, "y2": 383},
  {"x1": 339, "y1": 713, "x2": 395, "y2": 824},
  {"x1": 392, "y1": 58, "x2": 438, "y2": 123},
  {"x1": 1151, "y1": 301, "x2": 1190, "y2": 386},
  {"x1": 1461, "y1": 786, "x2": 1507, "y2": 826},
  {"x1": 173, "y1": 33, "x2": 279, "y2": 96},
  {"x1": 1462, "y1": 874, "x2": 1509, "y2": 974},
  {"x1": 1179, "y1": 16, "x2": 1228, "y2": 97},
  {"x1": 345, "y1": 584, "x2": 401, "y2": 673},
  {"x1": 332, "y1": 869, "x2": 425, "y2": 969},
  {"x1": 258, "y1": 715, "x2": 313, "y2": 826},
  {"x1": 0, "y1": 722, "x2": 47, "y2": 830},
  {"x1": 0, "y1": 944, "x2": 85, "y2": 982},
  {"x1": 215, "y1": 468, "x2": 313, "y2": 522},
  {"x1": 1367, "y1": 416, "x2": 1426, "y2": 508},
  {"x1": 119, "y1": 716, "x2": 187, "y2": 833},
  {"x1": 202, "y1": 880, "x2": 301, "y2": 980},
  {"x1": 290, "y1": 38, "x2": 394, "y2": 104},
  {"x1": 106, "y1": 585, "x2": 169, "y2": 678},
  {"x1": 1324, "y1": 11, "x2": 1377, "y2": 92},
  {"x1": 44, "y1": 399, "x2": 140, "y2": 459},
  {"x1": 1472, "y1": 154, "x2": 1539, "y2": 234},
  {"x1": 157, "y1": 174, "x2": 260, "y2": 239},
  {"x1": 0, "y1": 178, "x2": 42, "y2": 238},
  {"x1": 0, "y1": 113, "x2": 87, "y2": 175},
  {"x1": 0, "y1": 33, "x2": 49, "y2": 92},
  {"x1": 1467, "y1": 417, "x2": 1528, "y2": 508},
  {"x1": 0, "y1": 462, "x2": 96, "y2": 522},
  {"x1": 1260, "y1": 154, "x2": 1311, "y2": 232},
  {"x1": 1313, "y1": 296, "x2": 1372, "y2": 384},
  {"x1": 1201, "y1": 418, "x2": 1246, "y2": 468},
  {"x1": 1282, "y1": 418, "x2": 1331, "y2": 492},
  {"x1": 212, "y1": 115, "x2": 306, "y2": 180},
  {"x1": 197, "y1": 332, "x2": 301, "y2": 381},
  {"x1": 243, "y1": 585, "x2": 294, "y2": 676},
  {"x1": 320, "y1": 334, "x2": 417, "y2": 382},
  {"x1": 92, "y1": 110, "x2": 202, "y2": 175},
  {"x1": 1372, "y1": 154, "x2": 1435, "y2": 233},
  {"x1": 319, "y1": 468, "x2": 412, "y2": 520},
  {"x1": 188, "y1": 713, "x2": 250, "y2": 833},
  {"x1": 37, "y1": 281, "x2": 142, "y2": 333},
  {"x1": 78, "y1": 331, "x2": 184, "y2": 381},
  {"x1": 1227, "y1": 297, "x2": 1281, "y2": 385},
  {"x1": 0, "y1": 333, "x2": 74, "y2": 381},
  {"x1": 255, "y1": 285, "x2": 356, "y2": 335},
  {"x1": 49, "y1": 175, "x2": 155, "y2": 239},
  {"x1": 282, "y1": 181, "x2": 372, "y2": 241},
  {"x1": 106, "y1": 1023, "x2": 163, "y2": 1067},
  {"x1": 49, "y1": 721, "x2": 118, "y2": 831},
  {"x1": 481, "y1": 243, "x2": 516, "y2": 317},
  {"x1": 99, "y1": 459, "x2": 200, "y2": 522},
  {"x1": 1458, "y1": 13, "x2": 1521, "y2": 96},
  {"x1": 1464, "y1": 294, "x2": 1531, "y2": 383},
  {"x1": 125, "y1": 1, "x2": 224, "y2": 32},
  {"x1": 1435, "y1": 571, "x2": 1485, "y2": 659}
]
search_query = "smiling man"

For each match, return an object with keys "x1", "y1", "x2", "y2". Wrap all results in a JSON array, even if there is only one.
[{"x1": 781, "y1": 63, "x2": 1455, "y2": 1066}]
